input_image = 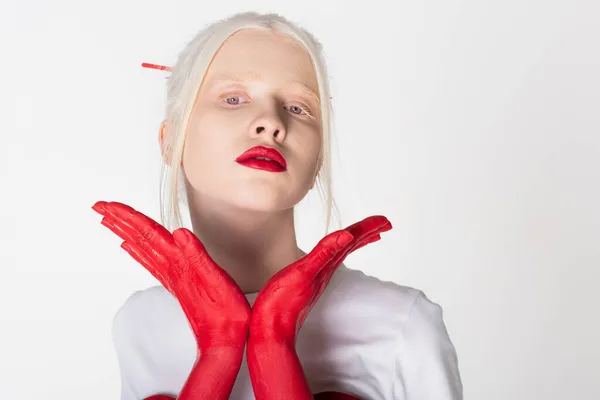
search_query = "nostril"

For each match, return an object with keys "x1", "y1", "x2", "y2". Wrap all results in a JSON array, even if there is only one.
[
  {"x1": 256, "y1": 126, "x2": 265, "y2": 133},
  {"x1": 273, "y1": 129, "x2": 279, "y2": 137}
]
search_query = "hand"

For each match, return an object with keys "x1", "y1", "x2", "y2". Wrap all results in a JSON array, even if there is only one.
[
  {"x1": 249, "y1": 215, "x2": 392, "y2": 345},
  {"x1": 92, "y1": 201, "x2": 251, "y2": 351}
]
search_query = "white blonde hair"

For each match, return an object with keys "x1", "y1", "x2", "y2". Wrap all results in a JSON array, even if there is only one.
[{"x1": 159, "y1": 11, "x2": 340, "y2": 234}]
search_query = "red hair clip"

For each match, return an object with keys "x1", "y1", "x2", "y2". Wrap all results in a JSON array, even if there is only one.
[{"x1": 142, "y1": 62, "x2": 172, "y2": 72}]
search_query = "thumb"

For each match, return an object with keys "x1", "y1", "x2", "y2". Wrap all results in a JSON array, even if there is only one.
[{"x1": 302, "y1": 230, "x2": 353, "y2": 275}]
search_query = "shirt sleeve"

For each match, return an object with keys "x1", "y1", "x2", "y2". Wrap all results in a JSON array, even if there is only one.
[{"x1": 392, "y1": 291, "x2": 463, "y2": 399}]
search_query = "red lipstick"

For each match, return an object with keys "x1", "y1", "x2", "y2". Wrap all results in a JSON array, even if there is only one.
[{"x1": 236, "y1": 146, "x2": 287, "y2": 172}]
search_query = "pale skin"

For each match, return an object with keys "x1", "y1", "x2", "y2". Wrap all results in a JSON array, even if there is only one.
[{"x1": 159, "y1": 28, "x2": 323, "y2": 294}]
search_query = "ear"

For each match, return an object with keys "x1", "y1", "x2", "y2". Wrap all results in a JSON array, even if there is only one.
[{"x1": 158, "y1": 120, "x2": 173, "y2": 165}]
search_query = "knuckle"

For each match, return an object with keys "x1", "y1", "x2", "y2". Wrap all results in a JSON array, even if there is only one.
[{"x1": 186, "y1": 251, "x2": 202, "y2": 267}]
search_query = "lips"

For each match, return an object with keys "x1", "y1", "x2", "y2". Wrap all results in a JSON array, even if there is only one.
[{"x1": 235, "y1": 145, "x2": 287, "y2": 171}]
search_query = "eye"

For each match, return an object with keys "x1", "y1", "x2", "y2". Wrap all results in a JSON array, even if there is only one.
[
  {"x1": 288, "y1": 105, "x2": 304, "y2": 114},
  {"x1": 221, "y1": 94, "x2": 249, "y2": 106},
  {"x1": 284, "y1": 103, "x2": 312, "y2": 117}
]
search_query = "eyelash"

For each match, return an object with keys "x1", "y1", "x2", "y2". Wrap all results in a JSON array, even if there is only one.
[{"x1": 220, "y1": 94, "x2": 314, "y2": 118}]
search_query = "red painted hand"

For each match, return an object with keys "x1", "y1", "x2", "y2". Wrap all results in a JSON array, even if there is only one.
[
  {"x1": 247, "y1": 215, "x2": 392, "y2": 400},
  {"x1": 92, "y1": 201, "x2": 251, "y2": 351},
  {"x1": 250, "y1": 215, "x2": 393, "y2": 345}
]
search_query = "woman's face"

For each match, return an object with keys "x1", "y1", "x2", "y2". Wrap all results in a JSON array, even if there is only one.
[{"x1": 180, "y1": 28, "x2": 322, "y2": 212}]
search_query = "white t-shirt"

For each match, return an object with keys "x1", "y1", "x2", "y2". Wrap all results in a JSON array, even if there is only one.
[{"x1": 112, "y1": 265, "x2": 463, "y2": 400}]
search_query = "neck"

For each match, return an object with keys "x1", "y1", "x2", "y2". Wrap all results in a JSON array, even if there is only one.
[{"x1": 185, "y1": 191, "x2": 304, "y2": 294}]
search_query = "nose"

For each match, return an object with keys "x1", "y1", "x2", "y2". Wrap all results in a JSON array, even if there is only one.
[{"x1": 251, "y1": 111, "x2": 287, "y2": 143}]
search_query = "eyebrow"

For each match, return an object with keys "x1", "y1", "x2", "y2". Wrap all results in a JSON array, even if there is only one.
[{"x1": 208, "y1": 73, "x2": 321, "y2": 106}]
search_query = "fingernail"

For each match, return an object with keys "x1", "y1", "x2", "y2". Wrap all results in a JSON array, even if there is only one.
[{"x1": 336, "y1": 232, "x2": 353, "y2": 247}]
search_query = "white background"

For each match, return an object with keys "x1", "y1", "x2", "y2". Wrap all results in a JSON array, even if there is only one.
[{"x1": 2, "y1": 0, "x2": 599, "y2": 399}]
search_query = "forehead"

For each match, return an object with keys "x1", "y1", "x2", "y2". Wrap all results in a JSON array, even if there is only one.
[{"x1": 204, "y1": 29, "x2": 318, "y2": 94}]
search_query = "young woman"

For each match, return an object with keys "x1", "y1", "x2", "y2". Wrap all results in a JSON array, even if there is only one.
[{"x1": 92, "y1": 12, "x2": 463, "y2": 400}]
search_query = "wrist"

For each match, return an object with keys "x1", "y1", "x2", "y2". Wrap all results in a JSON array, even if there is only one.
[
  {"x1": 194, "y1": 318, "x2": 250, "y2": 351},
  {"x1": 197, "y1": 343, "x2": 248, "y2": 357},
  {"x1": 197, "y1": 345, "x2": 246, "y2": 375},
  {"x1": 249, "y1": 312, "x2": 297, "y2": 345},
  {"x1": 248, "y1": 329, "x2": 295, "y2": 352},
  {"x1": 198, "y1": 338, "x2": 248, "y2": 357},
  {"x1": 249, "y1": 327, "x2": 296, "y2": 349}
]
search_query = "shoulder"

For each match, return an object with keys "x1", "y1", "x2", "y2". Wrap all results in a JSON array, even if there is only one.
[
  {"x1": 306, "y1": 266, "x2": 462, "y2": 398},
  {"x1": 111, "y1": 286, "x2": 180, "y2": 352},
  {"x1": 392, "y1": 288, "x2": 463, "y2": 398},
  {"x1": 331, "y1": 266, "x2": 455, "y2": 345},
  {"x1": 331, "y1": 265, "x2": 458, "y2": 345},
  {"x1": 331, "y1": 267, "x2": 463, "y2": 398},
  {"x1": 112, "y1": 285, "x2": 194, "y2": 354},
  {"x1": 113, "y1": 286, "x2": 178, "y2": 328},
  {"x1": 111, "y1": 286, "x2": 196, "y2": 398},
  {"x1": 326, "y1": 266, "x2": 424, "y2": 328},
  {"x1": 112, "y1": 286, "x2": 184, "y2": 344}
]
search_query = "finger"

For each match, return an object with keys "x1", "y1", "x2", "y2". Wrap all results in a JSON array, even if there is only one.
[
  {"x1": 101, "y1": 203, "x2": 177, "y2": 263},
  {"x1": 350, "y1": 233, "x2": 381, "y2": 253},
  {"x1": 91, "y1": 200, "x2": 107, "y2": 215},
  {"x1": 328, "y1": 230, "x2": 383, "y2": 271},
  {"x1": 97, "y1": 203, "x2": 151, "y2": 245},
  {"x1": 317, "y1": 230, "x2": 385, "y2": 285},
  {"x1": 101, "y1": 216, "x2": 170, "y2": 268},
  {"x1": 313, "y1": 239, "x2": 353, "y2": 291},
  {"x1": 298, "y1": 230, "x2": 353, "y2": 277},
  {"x1": 298, "y1": 244, "x2": 352, "y2": 324},
  {"x1": 302, "y1": 220, "x2": 386, "y2": 282},
  {"x1": 344, "y1": 215, "x2": 392, "y2": 242},
  {"x1": 173, "y1": 228, "x2": 206, "y2": 252},
  {"x1": 105, "y1": 202, "x2": 175, "y2": 254},
  {"x1": 348, "y1": 225, "x2": 385, "y2": 251},
  {"x1": 346, "y1": 217, "x2": 391, "y2": 254},
  {"x1": 338, "y1": 216, "x2": 391, "y2": 257}
]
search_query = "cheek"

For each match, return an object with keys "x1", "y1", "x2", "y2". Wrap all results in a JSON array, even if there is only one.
[
  {"x1": 186, "y1": 109, "x2": 239, "y2": 150},
  {"x1": 307, "y1": 126, "x2": 323, "y2": 161},
  {"x1": 292, "y1": 126, "x2": 322, "y2": 178},
  {"x1": 183, "y1": 114, "x2": 233, "y2": 176}
]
